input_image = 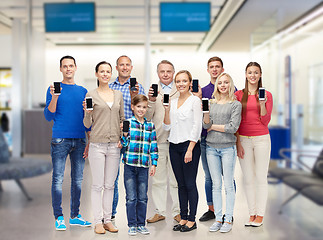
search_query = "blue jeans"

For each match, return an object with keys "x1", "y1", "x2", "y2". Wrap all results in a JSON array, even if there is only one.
[
  {"x1": 51, "y1": 138, "x2": 86, "y2": 219},
  {"x1": 112, "y1": 146, "x2": 126, "y2": 216},
  {"x1": 169, "y1": 141, "x2": 200, "y2": 222},
  {"x1": 200, "y1": 136, "x2": 213, "y2": 206},
  {"x1": 124, "y1": 164, "x2": 149, "y2": 227},
  {"x1": 206, "y1": 145, "x2": 236, "y2": 223}
]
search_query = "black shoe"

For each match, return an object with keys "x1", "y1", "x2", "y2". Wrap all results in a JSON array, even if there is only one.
[
  {"x1": 111, "y1": 215, "x2": 115, "y2": 220},
  {"x1": 180, "y1": 222, "x2": 197, "y2": 232},
  {"x1": 173, "y1": 224, "x2": 185, "y2": 231},
  {"x1": 199, "y1": 210, "x2": 215, "y2": 221}
]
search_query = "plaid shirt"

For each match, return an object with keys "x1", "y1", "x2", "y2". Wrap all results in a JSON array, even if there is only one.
[
  {"x1": 121, "y1": 116, "x2": 158, "y2": 168},
  {"x1": 109, "y1": 77, "x2": 146, "y2": 119}
]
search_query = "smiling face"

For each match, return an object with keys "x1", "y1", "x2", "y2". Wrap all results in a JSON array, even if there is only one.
[
  {"x1": 175, "y1": 72, "x2": 191, "y2": 94},
  {"x1": 207, "y1": 60, "x2": 224, "y2": 82},
  {"x1": 158, "y1": 63, "x2": 175, "y2": 86},
  {"x1": 60, "y1": 58, "x2": 77, "y2": 81},
  {"x1": 217, "y1": 75, "x2": 230, "y2": 95},
  {"x1": 246, "y1": 65, "x2": 262, "y2": 86},
  {"x1": 131, "y1": 100, "x2": 148, "y2": 120},
  {"x1": 96, "y1": 63, "x2": 112, "y2": 85},
  {"x1": 116, "y1": 56, "x2": 133, "y2": 80}
]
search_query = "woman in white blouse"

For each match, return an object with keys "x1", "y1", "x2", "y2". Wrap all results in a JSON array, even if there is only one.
[{"x1": 163, "y1": 70, "x2": 202, "y2": 232}]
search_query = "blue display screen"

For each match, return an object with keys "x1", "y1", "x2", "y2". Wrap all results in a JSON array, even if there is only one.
[
  {"x1": 44, "y1": 2, "x2": 96, "y2": 32},
  {"x1": 160, "y1": 2, "x2": 211, "y2": 32}
]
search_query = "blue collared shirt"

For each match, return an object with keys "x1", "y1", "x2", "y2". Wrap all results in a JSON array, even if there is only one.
[
  {"x1": 160, "y1": 81, "x2": 173, "y2": 94},
  {"x1": 121, "y1": 116, "x2": 158, "y2": 168},
  {"x1": 109, "y1": 77, "x2": 146, "y2": 119}
]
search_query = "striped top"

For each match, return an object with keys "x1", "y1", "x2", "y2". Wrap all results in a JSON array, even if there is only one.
[{"x1": 121, "y1": 116, "x2": 158, "y2": 168}]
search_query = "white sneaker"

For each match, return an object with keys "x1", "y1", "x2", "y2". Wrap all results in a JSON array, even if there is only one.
[
  {"x1": 209, "y1": 221, "x2": 222, "y2": 232},
  {"x1": 220, "y1": 222, "x2": 232, "y2": 233}
]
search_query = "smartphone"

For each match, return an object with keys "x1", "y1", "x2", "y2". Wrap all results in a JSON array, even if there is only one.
[
  {"x1": 152, "y1": 84, "x2": 158, "y2": 97},
  {"x1": 130, "y1": 78, "x2": 137, "y2": 91},
  {"x1": 192, "y1": 79, "x2": 199, "y2": 93},
  {"x1": 259, "y1": 88, "x2": 265, "y2": 101},
  {"x1": 53, "y1": 82, "x2": 61, "y2": 95},
  {"x1": 202, "y1": 98, "x2": 209, "y2": 113},
  {"x1": 123, "y1": 120, "x2": 130, "y2": 132},
  {"x1": 85, "y1": 97, "x2": 93, "y2": 110},
  {"x1": 163, "y1": 94, "x2": 169, "y2": 106}
]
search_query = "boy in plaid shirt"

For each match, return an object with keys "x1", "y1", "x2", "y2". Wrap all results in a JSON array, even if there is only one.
[{"x1": 121, "y1": 94, "x2": 158, "y2": 236}]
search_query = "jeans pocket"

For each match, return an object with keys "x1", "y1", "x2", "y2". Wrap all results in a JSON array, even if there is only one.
[{"x1": 51, "y1": 138, "x2": 64, "y2": 145}]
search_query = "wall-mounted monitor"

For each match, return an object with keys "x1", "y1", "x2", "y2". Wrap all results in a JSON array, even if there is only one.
[
  {"x1": 160, "y1": 2, "x2": 211, "y2": 32},
  {"x1": 44, "y1": 2, "x2": 96, "y2": 32}
]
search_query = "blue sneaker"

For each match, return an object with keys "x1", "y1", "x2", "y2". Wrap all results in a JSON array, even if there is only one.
[
  {"x1": 128, "y1": 226, "x2": 137, "y2": 236},
  {"x1": 55, "y1": 216, "x2": 66, "y2": 231},
  {"x1": 69, "y1": 214, "x2": 91, "y2": 227},
  {"x1": 209, "y1": 221, "x2": 222, "y2": 232},
  {"x1": 137, "y1": 226, "x2": 150, "y2": 235}
]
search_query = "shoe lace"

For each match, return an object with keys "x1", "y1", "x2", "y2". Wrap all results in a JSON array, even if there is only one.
[{"x1": 57, "y1": 219, "x2": 65, "y2": 226}]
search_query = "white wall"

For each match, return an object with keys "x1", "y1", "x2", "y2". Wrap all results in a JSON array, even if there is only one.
[{"x1": 0, "y1": 35, "x2": 12, "y2": 67}]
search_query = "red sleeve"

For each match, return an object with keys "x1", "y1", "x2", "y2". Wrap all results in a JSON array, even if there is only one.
[{"x1": 260, "y1": 91, "x2": 273, "y2": 126}]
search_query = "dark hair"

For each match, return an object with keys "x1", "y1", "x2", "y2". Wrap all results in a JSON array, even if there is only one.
[
  {"x1": 131, "y1": 94, "x2": 148, "y2": 106},
  {"x1": 60, "y1": 55, "x2": 76, "y2": 67},
  {"x1": 207, "y1": 56, "x2": 223, "y2": 68},
  {"x1": 157, "y1": 60, "x2": 175, "y2": 72},
  {"x1": 95, "y1": 61, "x2": 112, "y2": 86},
  {"x1": 241, "y1": 62, "x2": 263, "y2": 115},
  {"x1": 116, "y1": 55, "x2": 132, "y2": 65},
  {"x1": 174, "y1": 70, "x2": 192, "y2": 82}
]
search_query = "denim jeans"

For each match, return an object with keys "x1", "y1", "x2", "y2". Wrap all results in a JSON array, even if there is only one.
[
  {"x1": 51, "y1": 138, "x2": 86, "y2": 219},
  {"x1": 124, "y1": 164, "x2": 149, "y2": 227},
  {"x1": 200, "y1": 136, "x2": 213, "y2": 206},
  {"x1": 169, "y1": 141, "x2": 200, "y2": 222},
  {"x1": 112, "y1": 146, "x2": 125, "y2": 216},
  {"x1": 206, "y1": 145, "x2": 236, "y2": 223}
]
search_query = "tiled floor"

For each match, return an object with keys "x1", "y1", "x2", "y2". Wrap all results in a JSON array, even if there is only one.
[{"x1": 0, "y1": 154, "x2": 322, "y2": 240}]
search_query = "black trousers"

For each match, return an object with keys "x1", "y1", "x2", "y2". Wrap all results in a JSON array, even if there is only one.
[{"x1": 169, "y1": 141, "x2": 201, "y2": 222}]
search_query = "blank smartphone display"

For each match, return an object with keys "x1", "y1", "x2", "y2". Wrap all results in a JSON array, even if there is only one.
[
  {"x1": 202, "y1": 98, "x2": 209, "y2": 112},
  {"x1": 152, "y1": 84, "x2": 158, "y2": 97},
  {"x1": 163, "y1": 94, "x2": 169, "y2": 105},
  {"x1": 123, "y1": 120, "x2": 130, "y2": 132},
  {"x1": 259, "y1": 88, "x2": 265, "y2": 100},
  {"x1": 130, "y1": 78, "x2": 137, "y2": 91},
  {"x1": 85, "y1": 97, "x2": 93, "y2": 110},
  {"x1": 192, "y1": 79, "x2": 199, "y2": 92},
  {"x1": 53, "y1": 82, "x2": 61, "y2": 95}
]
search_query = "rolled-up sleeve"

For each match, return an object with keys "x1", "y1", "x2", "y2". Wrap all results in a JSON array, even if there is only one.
[
  {"x1": 260, "y1": 91, "x2": 273, "y2": 126},
  {"x1": 189, "y1": 97, "x2": 203, "y2": 142}
]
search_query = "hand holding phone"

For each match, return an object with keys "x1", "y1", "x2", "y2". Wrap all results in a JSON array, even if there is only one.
[
  {"x1": 192, "y1": 79, "x2": 199, "y2": 93},
  {"x1": 130, "y1": 78, "x2": 137, "y2": 91},
  {"x1": 85, "y1": 97, "x2": 93, "y2": 110},
  {"x1": 53, "y1": 82, "x2": 61, "y2": 95},
  {"x1": 259, "y1": 88, "x2": 265, "y2": 101},
  {"x1": 163, "y1": 94, "x2": 169, "y2": 106},
  {"x1": 202, "y1": 98, "x2": 209, "y2": 113}
]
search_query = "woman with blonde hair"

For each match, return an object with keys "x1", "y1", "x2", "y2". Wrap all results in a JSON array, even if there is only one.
[{"x1": 203, "y1": 73, "x2": 241, "y2": 233}]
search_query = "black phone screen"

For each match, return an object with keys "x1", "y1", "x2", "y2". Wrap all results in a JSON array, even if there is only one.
[
  {"x1": 130, "y1": 78, "x2": 137, "y2": 91},
  {"x1": 152, "y1": 84, "x2": 158, "y2": 97},
  {"x1": 54, "y1": 82, "x2": 61, "y2": 94},
  {"x1": 202, "y1": 99, "x2": 209, "y2": 112},
  {"x1": 163, "y1": 94, "x2": 169, "y2": 104},
  {"x1": 86, "y1": 98, "x2": 93, "y2": 109},
  {"x1": 123, "y1": 120, "x2": 130, "y2": 132},
  {"x1": 259, "y1": 88, "x2": 265, "y2": 99},
  {"x1": 192, "y1": 79, "x2": 199, "y2": 93}
]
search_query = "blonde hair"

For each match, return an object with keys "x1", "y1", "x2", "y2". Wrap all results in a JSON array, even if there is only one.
[{"x1": 211, "y1": 73, "x2": 236, "y2": 103}]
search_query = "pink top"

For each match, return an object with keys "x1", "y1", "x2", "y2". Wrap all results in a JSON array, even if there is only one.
[{"x1": 235, "y1": 90, "x2": 273, "y2": 136}]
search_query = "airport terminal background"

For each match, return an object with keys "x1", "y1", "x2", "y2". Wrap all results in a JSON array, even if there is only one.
[{"x1": 0, "y1": 0, "x2": 323, "y2": 240}]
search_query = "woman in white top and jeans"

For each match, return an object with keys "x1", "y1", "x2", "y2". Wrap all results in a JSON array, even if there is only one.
[
  {"x1": 163, "y1": 70, "x2": 202, "y2": 232},
  {"x1": 83, "y1": 61, "x2": 124, "y2": 234}
]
